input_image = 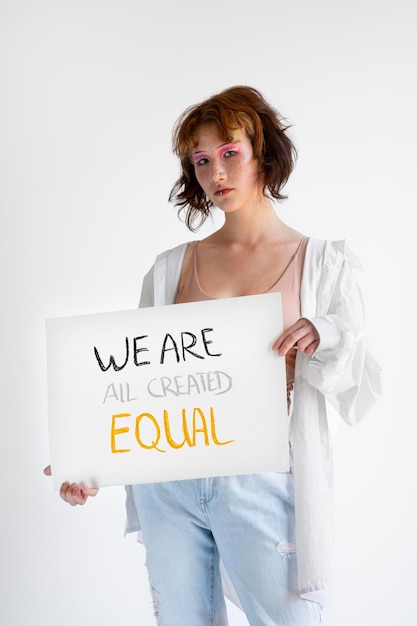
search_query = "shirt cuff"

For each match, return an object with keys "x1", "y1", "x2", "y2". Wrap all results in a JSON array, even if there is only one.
[{"x1": 309, "y1": 317, "x2": 342, "y2": 360}]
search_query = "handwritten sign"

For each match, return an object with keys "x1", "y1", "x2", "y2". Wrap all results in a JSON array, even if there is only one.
[{"x1": 46, "y1": 293, "x2": 289, "y2": 490}]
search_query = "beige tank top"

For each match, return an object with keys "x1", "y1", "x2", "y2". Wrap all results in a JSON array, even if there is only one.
[{"x1": 176, "y1": 237, "x2": 308, "y2": 405}]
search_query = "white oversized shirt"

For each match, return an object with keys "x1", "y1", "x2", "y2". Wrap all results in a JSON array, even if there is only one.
[{"x1": 124, "y1": 237, "x2": 382, "y2": 602}]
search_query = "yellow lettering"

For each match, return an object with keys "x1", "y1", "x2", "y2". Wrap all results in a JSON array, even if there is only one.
[
  {"x1": 111, "y1": 413, "x2": 131, "y2": 453},
  {"x1": 110, "y1": 406, "x2": 233, "y2": 455},
  {"x1": 135, "y1": 413, "x2": 166, "y2": 453},
  {"x1": 192, "y1": 407, "x2": 210, "y2": 446},
  {"x1": 209, "y1": 406, "x2": 234, "y2": 446},
  {"x1": 182, "y1": 408, "x2": 193, "y2": 447},
  {"x1": 163, "y1": 408, "x2": 193, "y2": 448}
]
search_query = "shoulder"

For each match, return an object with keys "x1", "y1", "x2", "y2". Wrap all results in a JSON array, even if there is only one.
[
  {"x1": 301, "y1": 238, "x2": 363, "y2": 310},
  {"x1": 305, "y1": 238, "x2": 362, "y2": 270},
  {"x1": 143, "y1": 241, "x2": 196, "y2": 307},
  {"x1": 154, "y1": 241, "x2": 192, "y2": 266},
  {"x1": 306, "y1": 237, "x2": 344, "y2": 259},
  {"x1": 150, "y1": 241, "x2": 196, "y2": 280},
  {"x1": 142, "y1": 242, "x2": 191, "y2": 287}
]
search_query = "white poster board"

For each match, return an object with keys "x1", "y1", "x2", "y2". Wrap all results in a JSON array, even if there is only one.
[{"x1": 46, "y1": 293, "x2": 289, "y2": 490}]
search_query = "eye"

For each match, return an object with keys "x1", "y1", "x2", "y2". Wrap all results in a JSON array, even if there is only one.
[
  {"x1": 192, "y1": 155, "x2": 209, "y2": 167},
  {"x1": 220, "y1": 143, "x2": 241, "y2": 158},
  {"x1": 194, "y1": 157, "x2": 209, "y2": 166}
]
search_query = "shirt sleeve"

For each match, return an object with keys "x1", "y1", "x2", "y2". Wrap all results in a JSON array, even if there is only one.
[
  {"x1": 301, "y1": 252, "x2": 382, "y2": 426},
  {"x1": 138, "y1": 265, "x2": 155, "y2": 308}
]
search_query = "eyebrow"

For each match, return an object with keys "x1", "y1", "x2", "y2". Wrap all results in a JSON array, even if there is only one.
[{"x1": 192, "y1": 141, "x2": 241, "y2": 155}]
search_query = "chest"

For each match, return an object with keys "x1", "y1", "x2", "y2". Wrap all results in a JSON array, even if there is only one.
[{"x1": 195, "y1": 241, "x2": 305, "y2": 299}]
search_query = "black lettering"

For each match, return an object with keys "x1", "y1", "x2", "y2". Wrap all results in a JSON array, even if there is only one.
[
  {"x1": 181, "y1": 331, "x2": 204, "y2": 360},
  {"x1": 201, "y1": 328, "x2": 222, "y2": 357},
  {"x1": 94, "y1": 337, "x2": 129, "y2": 372},
  {"x1": 160, "y1": 333, "x2": 180, "y2": 364},
  {"x1": 133, "y1": 335, "x2": 150, "y2": 366}
]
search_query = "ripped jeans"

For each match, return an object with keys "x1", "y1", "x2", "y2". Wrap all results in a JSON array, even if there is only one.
[{"x1": 131, "y1": 473, "x2": 323, "y2": 626}]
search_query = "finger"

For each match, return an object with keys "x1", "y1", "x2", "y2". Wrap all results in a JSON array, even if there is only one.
[
  {"x1": 295, "y1": 324, "x2": 320, "y2": 354},
  {"x1": 275, "y1": 327, "x2": 308, "y2": 356},
  {"x1": 80, "y1": 484, "x2": 99, "y2": 498},
  {"x1": 272, "y1": 319, "x2": 306, "y2": 352},
  {"x1": 69, "y1": 484, "x2": 89, "y2": 505},
  {"x1": 60, "y1": 482, "x2": 77, "y2": 505},
  {"x1": 297, "y1": 336, "x2": 320, "y2": 355},
  {"x1": 59, "y1": 479, "x2": 99, "y2": 505},
  {"x1": 272, "y1": 330, "x2": 294, "y2": 353},
  {"x1": 43, "y1": 465, "x2": 52, "y2": 476},
  {"x1": 273, "y1": 319, "x2": 320, "y2": 355},
  {"x1": 304, "y1": 340, "x2": 320, "y2": 355},
  {"x1": 60, "y1": 482, "x2": 86, "y2": 506}
]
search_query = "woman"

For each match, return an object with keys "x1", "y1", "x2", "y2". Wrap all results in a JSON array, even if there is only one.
[{"x1": 46, "y1": 86, "x2": 381, "y2": 625}]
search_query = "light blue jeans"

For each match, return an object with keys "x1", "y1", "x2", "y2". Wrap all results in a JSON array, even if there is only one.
[{"x1": 132, "y1": 473, "x2": 323, "y2": 625}]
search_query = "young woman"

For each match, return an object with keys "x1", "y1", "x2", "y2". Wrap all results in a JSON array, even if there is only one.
[{"x1": 45, "y1": 86, "x2": 381, "y2": 625}]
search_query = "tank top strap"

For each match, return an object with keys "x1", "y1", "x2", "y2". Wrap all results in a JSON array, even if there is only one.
[{"x1": 176, "y1": 242, "x2": 210, "y2": 304}]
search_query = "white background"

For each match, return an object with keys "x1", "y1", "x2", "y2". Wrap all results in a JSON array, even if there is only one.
[{"x1": 0, "y1": 1, "x2": 415, "y2": 624}]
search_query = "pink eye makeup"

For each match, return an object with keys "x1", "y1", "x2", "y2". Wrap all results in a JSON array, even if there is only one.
[
  {"x1": 191, "y1": 153, "x2": 210, "y2": 166},
  {"x1": 218, "y1": 143, "x2": 241, "y2": 158},
  {"x1": 191, "y1": 142, "x2": 242, "y2": 165}
]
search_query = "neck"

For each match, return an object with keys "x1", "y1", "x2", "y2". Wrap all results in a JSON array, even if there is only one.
[{"x1": 217, "y1": 200, "x2": 285, "y2": 245}]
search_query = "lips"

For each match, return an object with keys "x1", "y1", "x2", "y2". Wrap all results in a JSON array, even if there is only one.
[{"x1": 215, "y1": 188, "x2": 232, "y2": 197}]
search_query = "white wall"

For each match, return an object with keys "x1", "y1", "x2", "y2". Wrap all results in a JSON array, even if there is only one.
[{"x1": 1, "y1": 1, "x2": 415, "y2": 624}]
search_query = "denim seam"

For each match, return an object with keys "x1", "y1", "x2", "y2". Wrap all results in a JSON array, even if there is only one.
[{"x1": 208, "y1": 543, "x2": 215, "y2": 624}]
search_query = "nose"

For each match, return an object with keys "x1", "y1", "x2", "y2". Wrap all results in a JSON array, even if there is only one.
[{"x1": 211, "y1": 158, "x2": 225, "y2": 183}]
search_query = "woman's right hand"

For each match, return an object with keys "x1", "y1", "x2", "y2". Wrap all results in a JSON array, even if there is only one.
[{"x1": 43, "y1": 465, "x2": 99, "y2": 506}]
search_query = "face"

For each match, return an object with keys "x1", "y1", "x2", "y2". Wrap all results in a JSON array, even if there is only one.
[{"x1": 191, "y1": 124, "x2": 262, "y2": 212}]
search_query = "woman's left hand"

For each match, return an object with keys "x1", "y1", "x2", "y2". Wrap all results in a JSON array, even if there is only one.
[{"x1": 272, "y1": 318, "x2": 320, "y2": 357}]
